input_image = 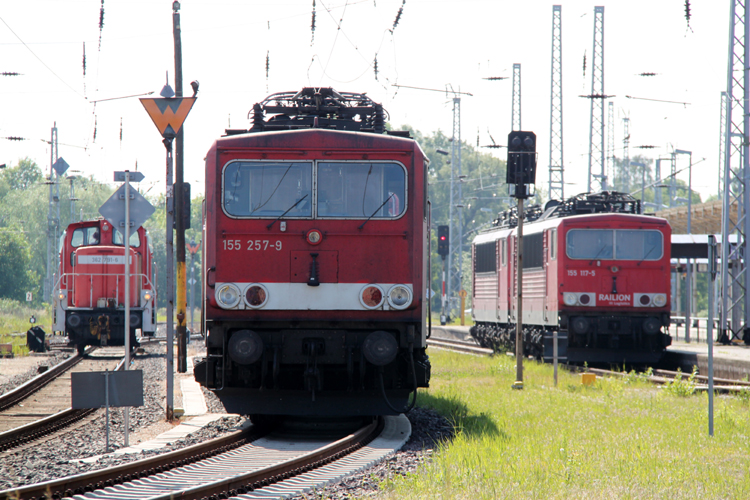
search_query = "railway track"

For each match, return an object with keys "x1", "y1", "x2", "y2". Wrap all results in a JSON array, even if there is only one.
[
  {"x1": 430, "y1": 333, "x2": 750, "y2": 392},
  {"x1": 0, "y1": 347, "x2": 125, "y2": 452},
  {"x1": 2, "y1": 414, "x2": 411, "y2": 500},
  {"x1": 427, "y1": 337, "x2": 494, "y2": 356},
  {"x1": 586, "y1": 366, "x2": 750, "y2": 392}
]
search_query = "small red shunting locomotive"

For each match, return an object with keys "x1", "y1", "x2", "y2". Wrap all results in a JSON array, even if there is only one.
[{"x1": 53, "y1": 218, "x2": 156, "y2": 354}]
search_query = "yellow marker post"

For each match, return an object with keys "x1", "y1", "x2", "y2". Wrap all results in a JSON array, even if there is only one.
[{"x1": 459, "y1": 289, "x2": 467, "y2": 326}]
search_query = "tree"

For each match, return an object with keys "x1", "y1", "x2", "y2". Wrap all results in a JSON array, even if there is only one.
[
  {"x1": 1, "y1": 157, "x2": 42, "y2": 190},
  {"x1": 0, "y1": 228, "x2": 38, "y2": 302}
]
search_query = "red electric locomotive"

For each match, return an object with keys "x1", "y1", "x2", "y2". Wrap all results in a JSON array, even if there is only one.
[
  {"x1": 53, "y1": 218, "x2": 157, "y2": 354},
  {"x1": 193, "y1": 88, "x2": 431, "y2": 417},
  {"x1": 471, "y1": 192, "x2": 672, "y2": 365}
]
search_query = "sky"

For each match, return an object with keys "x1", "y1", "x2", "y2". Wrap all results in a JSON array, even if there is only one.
[{"x1": 0, "y1": 0, "x2": 729, "y2": 210}]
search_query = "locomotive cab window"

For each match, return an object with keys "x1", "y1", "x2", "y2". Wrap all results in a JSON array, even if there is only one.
[
  {"x1": 113, "y1": 230, "x2": 141, "y2": 248},
  {"x1": 317, "y1": 161, "x2": 406, "y2": 219},
  {"x1": 566, "y1": 229, "x2": 662, "y2": 261},
  {"x1": 70, "y1": 227, "x2": 100, "y2": 248},
  {"x1": 222, "y1": 160, "x2": 405, "y2": 219},
  {"x1": 223, "y1": 161, "x2": 313, "y2": 218}
]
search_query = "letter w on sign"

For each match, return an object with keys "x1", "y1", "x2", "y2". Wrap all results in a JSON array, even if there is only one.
[{"x1": 140, "y1": 97, "x2": 196, "y2": 138}]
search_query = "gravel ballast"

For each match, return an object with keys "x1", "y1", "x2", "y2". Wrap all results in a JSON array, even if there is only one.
[{"x1": 0, "y1": 341, "x2": 453, "y2": 498}]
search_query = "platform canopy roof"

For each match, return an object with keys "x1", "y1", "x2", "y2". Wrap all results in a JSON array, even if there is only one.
[{"x1": 654, "y1": 199, "x2": 736, "y2": 235}]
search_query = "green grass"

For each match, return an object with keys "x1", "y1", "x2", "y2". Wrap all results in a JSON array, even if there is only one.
[
  {"x1": 0, "y1": 299, "x2": 51, "y2": 356},
  {"x1": 378, "y1": 350, "x2": 750, "y2": 499}
]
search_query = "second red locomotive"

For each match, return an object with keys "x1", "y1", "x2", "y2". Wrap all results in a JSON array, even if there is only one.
[
  {"x1": 193, "y1": 88, "x2": 431, "y2": 417},
  {"x1": 53, "y1": 218, "x2": 157, "y2": 354},
  {"x1": 471, "y1": 192, "x2": 672, "y2": 365}
]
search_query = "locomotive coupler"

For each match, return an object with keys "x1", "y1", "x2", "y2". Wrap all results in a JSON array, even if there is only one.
[{"x1": 308, "y1": 253, "x2": 320, "y2": 287}]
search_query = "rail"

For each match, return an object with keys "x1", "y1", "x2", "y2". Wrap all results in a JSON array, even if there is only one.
[
  {"x1": 0, "y1": 348, "x2": 124, "y2": 453},
  {"x1": 2, "y1": 418, "x2": 383, "y2": 500}
]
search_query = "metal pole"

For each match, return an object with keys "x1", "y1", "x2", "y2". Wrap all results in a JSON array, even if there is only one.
[
  {"x1": 685, "y1": 153, "x2": 693, "y2": 342},
  {"x1": 69, "y1": 176, "x2": 76, "y2": 223},
  {"x1": 641, "y1": 163, "x2": 646, "y2": 213},
  {"x1": 173, "y1": 0, "x2": 187, "y2": 373},
  {"x1": 708, "y1": 235, "x2": 716, "y2": 436},
  {"x1": 553, "y1": 329, "x2": 558, "y2": 387},
  {"x1": 440, "y1": 257, "x2": 447, "y2": 325},
  {"x1": 165, "y1": 137, "x2": 175, "y2": 421},
  {"x1": 514, "y1": 196, "x2": 524, "y2": 389},
  {"x1": 190, "y1": 249, "x2": 195, "y2": 334},
  {"x1": 104, "y1": 370, "x2": 110, "y2": 452},
  {"x1": 123, "y1": 172, "x2": 130, "y2": 446}
]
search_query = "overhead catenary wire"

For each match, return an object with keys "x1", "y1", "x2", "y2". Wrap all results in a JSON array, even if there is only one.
[{"x1": 0, "y1": 15, "x2": 84, "y2": 98}]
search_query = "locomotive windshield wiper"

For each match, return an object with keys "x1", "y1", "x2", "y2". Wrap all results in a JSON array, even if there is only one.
[
  {"x1": 358, "y1": 192, "x2": 394, "y2": 230},
  {"x1": 637, "y1": 245, "x2": 656, "y2": 266},
  {"x1": 587, "y1": 244, "x2": 610, "y2": 265},
  {"x1": 266, "y1": 194, "x2": 308, "y2": 229}
]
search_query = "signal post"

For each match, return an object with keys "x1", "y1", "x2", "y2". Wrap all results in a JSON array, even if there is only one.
[
  {"x1": 437, "y1": 225, "x2": 449, "y2": 324},
  {"x1": 140, "y1": 89, "x2": 196, "y2": 420},
  {"x1": 506, "y1": 131, "x2": 537, "y2": 390}
]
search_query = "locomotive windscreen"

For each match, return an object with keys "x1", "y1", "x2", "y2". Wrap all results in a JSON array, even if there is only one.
[
  {"x1": 222, "y1": 160, "x2": 405, "y2": 219},
  {"x1": 566, "y1": 229, "x2": 663, "y2": 261},
  {"x1": 70, "y1": 227, "x2": 100, "y2": 247},
  {"x1": 223, "y1": 161, "x2": 313, "y2": 217},
  {"x1": 113, "y1": 230, "x2": 141, "y2": 247},
  {"x1": 317, "y1": 162, "x2": 405, "y2": 218}
]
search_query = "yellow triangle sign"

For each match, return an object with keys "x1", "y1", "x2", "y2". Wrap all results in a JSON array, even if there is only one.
[{"x1": 140, "y1": 97, "x2": 196, "y2": 138}]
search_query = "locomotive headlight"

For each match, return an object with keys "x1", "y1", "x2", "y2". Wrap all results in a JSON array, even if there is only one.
[
  {"x1": 362, "y1": 330, "x2": 399, "y2": 366},
  {"x1": 360, "y1": 285, "x2": 385, "y2": 309},
  {"x1": 653, "y1": 293, "x2": 667, "y2": 308},
  {"x1": 244, "y1": 284, "x2": 268, "y2": 309},
  {"x1": 142, "y1": 291, "x2": 152, "y2": 302},
  {"x1": 387, "y1": 285, "x2": 412, "y2": 310},
  {"x1": 563, "y1": 292, "x2": 577, "y2": 306},
  {"x1": 57, "y1": 290, "x2": 67, "y2": 301},
  {"x1": 216, "y1": 283, "x2": 241, "y2": 309},
  {"x1": 306, "y1": 229, "x2": 323, "y2": 245}
]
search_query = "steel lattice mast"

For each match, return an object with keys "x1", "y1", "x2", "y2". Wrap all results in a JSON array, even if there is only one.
[
  {"x1": 718, "y1": 91, "x2": 728, "y2": 198},
  {"x1": 587, "y1": 6, "x2": 606, "y2": 192},
  {"x1": 622, "y1": 117, "x2": 630, "y2": 192},
  {"x1": 511, "y1": 64, "x2": 522, "y2": 131},
  {"x1": 45, "y1": 124, "x2": 59, "y2": 303},
  {"x1": 607, "y1": 101, "x2": 615, "y2": 191},
  {"x1": 548, "y1": 5, "x2": 564, "y2": 201},
  {"x1": 447, "y1": 97, "x2": 462, "y2": 319},
  {"x1": 721, "y1": 0, "x2": 750, "y2": 343}
]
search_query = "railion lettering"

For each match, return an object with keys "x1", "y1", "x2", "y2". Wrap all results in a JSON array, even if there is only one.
[{"x1": 599, "y1": 294, "x2": 631, "y2": 302}]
